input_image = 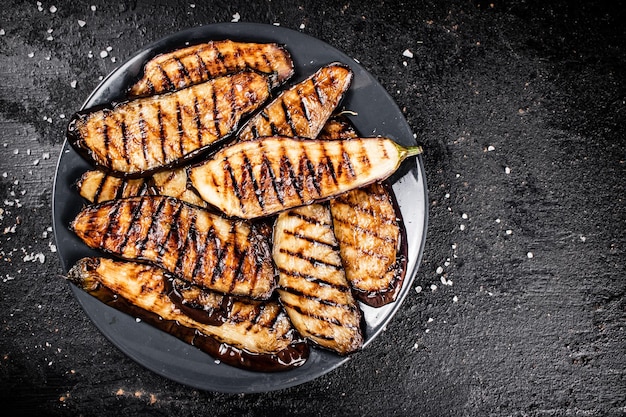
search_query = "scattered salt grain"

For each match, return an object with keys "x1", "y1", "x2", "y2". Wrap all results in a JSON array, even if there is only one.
[
  {"x1": 430, "y1": 284, "x2": 437, "y2": 291},
  {"x1": 402, "y1": 49, "x2": 414, "y2": 58},
  {"x1": 487, "y1": 145, "x2": 495, "y2": 151},
  {"x1": 33, "y1": 159, "x2": 40, "y2": 166},
  {"x1": 70, "y1": 80, "x2": 77, "y2": 88},
  {"x1": 273, "y1": 22, "x2": 280, "y2": 26},
  {"x1": 100, "y1": 50, "x2": 108, "y2": 58},
  {"x1": 403, "y1": 61, "x2": 408, "y2": 67},
  {"x1": 46, "y1": 35, "x2": 54, "y2": 41},
  {"x1": 135, "y1": 317, "x2": 141, "y2": 322},
  {"x1": 231, "y1": 12, "x2": 240, "y2": 22},
  {"x1": 37, "y1": 2, "x2": 43, "y2": 12},
  {"x1": 527, "y1": 252, "x2": 534, "y2": 259},
  {"x1": 444, "y1": 193, "x2": 450, "y2": 199},
  {"x1": 460, "y1": 224, "x2": 466, "y2": 231},
  {"x1": 427, "y1": 317, "x2": 434, "y2": 323},
  {"x1": 78, "y1": 20, "x2": 86, "y2": 27},
  {"x1": 505, "y1": 166, "x2": 511, "y2": 174},
  {"x1": 506, "y1": 229, "x2": 513, "y2": 235},
  {"x1": 0, "y1": 29, "x2": 5, "y2": 36},
  {"x1": 28, "y1": 52, "x2": 34, "y2": 58},
  {"x1": 440, "y1": 276, "x2": 447, "y2": 285},
  {"x1": 495, "y1": 218, "x2": 501, "y2": 223},
  {"x1": 91, "y1": 5, "x2": 97, "y2": 11},
  {"x1": 415, "y1": 286, "x2": 422, "y2": 294},
  {"x1": 453, "y1": 295, "x2": 459, "y2": 303},
  {"x1": 461, "y1": 213, "x2": 468, "y2": 219},
  {"x1": 579, "y1": 235, "x2": 586, "y2": 243},
  {"x1": 299, "y1": 23, "x2": 305, "y2": 29},
  {"x1": 50, "y1": 5, "x2": 57, "y2": 13},
  {"x1": 189, "y1": 3, "x2": 195, "y2": 8}
]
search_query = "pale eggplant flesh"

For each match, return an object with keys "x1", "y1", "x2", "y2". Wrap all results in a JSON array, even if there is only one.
[
  {"x1": 67, "y1": 71, "x2": 271, "y2": 177},
  {"x1": 70, "y1": 196, "x2": 277, "y2": 299},
  {"x1": 66, "y1": 257, "x2": 309, "y2": 371},
  {"x1": 272, "y1": 204, "x2": 364, "y2": 355},
  {"x1": 128, "y1": 40, "x2": 294, "y2": 98},
  {"x1": 75, "y1": 169, "x2": 149, "y2": 204}
]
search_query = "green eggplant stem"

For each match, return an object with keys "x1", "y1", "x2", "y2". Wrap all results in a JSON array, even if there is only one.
[{"x1": 396, "y1": 143, "x2": 424, "y2": 161}]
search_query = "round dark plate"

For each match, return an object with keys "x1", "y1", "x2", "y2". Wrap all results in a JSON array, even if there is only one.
[{"x1": 52, "y1": 23, "x2": 428, "y2": 393}]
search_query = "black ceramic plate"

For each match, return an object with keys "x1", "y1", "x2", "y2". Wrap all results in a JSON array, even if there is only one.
[{"x1": 52, "y1": 23, "x2": 428, "y2": 393}]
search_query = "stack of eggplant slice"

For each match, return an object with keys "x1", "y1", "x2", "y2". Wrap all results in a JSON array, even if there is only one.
[{"x1": 65, "y1": 39, "x2": 422, "y2": 372}]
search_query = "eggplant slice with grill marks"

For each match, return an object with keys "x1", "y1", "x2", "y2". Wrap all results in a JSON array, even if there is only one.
[
  {"x1": 319, "y1": 117, "x2": 408, "y2": 307},
  {"x1": 128, "y1": 40, "x2": 294, "y2": 98},
  {"x1": 70, "y1": 195, "x2": 277, "y2": 300},
  {"x1": 272, "y1": 203, "x2": 363, "y2": 355},
  {"x1": 237, "y1": 62, "x2": 353, "y2": 141},
  {"x1": 66, "y1": 257, "x2": 309, "y2": 371},
  {"x1": 67, "y1": 71, "x2": 271, "y2": 178},
  {"x1": 188, "y1": 135, "x2": 422, "y2": 219}
]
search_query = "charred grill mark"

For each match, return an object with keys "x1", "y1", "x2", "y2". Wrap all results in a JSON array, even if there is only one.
[
  {"x1": 229, "y1": 245, "x2": 248, "y2": 294},
  {"x1": 280, "y1": 99, "x2": 296, "y2": 136},
  {"x1": 280, "y1": 286, "x2": 356, "y2": 312},
  {"x1": 137, "y1": 197, "x2": 167, "y2": 252},
  {"x1": 157, "y1": 102, "x2": 167, "y2": 164},
  {"x1": 120, "y1": 119, "x2": 131, "y2": 167},
  {"x1": 175, "y1": 100, "x2": 184, "y2": 156},
  {"x1": 174, "y1": 210, "x2": 197, "y2": 274},
  {"x1": 269, "y1": 122, "x2": 281, "y2": 136},
  {"x1": 102, "y1": 113, "x2": 112, "y2": 168},
  {"x1": 138, "y1": 105, "x2": 149, "y2": 166},
  {"x1": 243, "y1": 153, "x2": 264, "y2": 210},
  {"x1": 193, "y1": 94, "x2": 204, "y2": 148},
  {"x1": 157, "y1": 64, "x2": 174, "y2": 92},
  {"x1": 277, "y1": 268, "x2": 350, "y2": 292},
  {"x1": 118, "y1": 197, "x2": 147, "y2": 254},
  {"x1": 145, "y1": 79, "x2": 155, "y2": 96},
  {"x1": 224, "y1": 160, "x2": 244, "y2": 214},
  {"x1": 298, "y1": 90, "x2": 312, "y2": 125},
  {"x1": 210, "y1": 87, "x2": 220, "y2": 140},
  {"x1": 278, "y1": 248, "x2": 342, "y2": 270},
  {"x1": 102, "y1": 202, "x2": 123, "y2": 251},
  {"x1": 279, "y1": 298, "x2": 343, "y2": 327},
  {"x1": 312, "y1": 81, "x2": 324, "y2": 106},
  {"x1": 173, "y1": 57, "x2": 190, "y2": 85},
  {"x1": 208, "y1": 226, "x2": 226, "y2": 287},
  {"x1": 286, "y1": 209, "x2": 332, "y2": 227},
  {"x1": 333, "y1": 194, "x2": 396, "y2": 225},
  {"x1": 304, "y1": 155, "x2": 321, "y2": 196},
  {"x1": 92, "y1": 173, "x2": 105, "y2": 202},
  {"x1": 338, "y1": 142, "x2": 356, "y2": 179},
  {"x1": 280, "y1": 154, "x2": 303, "y2": 203},
  {"x1": 194, "y1": 51, "x2": 207, "y2": 81},
  {"x1": 158, "y1": 203, "x2": 184, "y2": 264},
  {"x1": 261, "y1": 153, "x2": 284, "y2": 206},
  {"x1": 283, "y1": 229, "x2": 339, "y2": 251},
  {"x1": 189, "y1": 222, "x2": 208, "y2": 282},
  {"x1": 114, "y1": 176, "x2": 127, "y2": 200}
]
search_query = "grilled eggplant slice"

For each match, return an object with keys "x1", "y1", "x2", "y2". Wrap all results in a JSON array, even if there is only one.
[
  {"x1": 188, "y1": 136, "x2": 422, "y2": 219},
  {"x1": 272, "y1": 204, "x2": 363, "y2": 354},
  {"x1": 128, "y1": 40, "x2": 294, "y2": 97},
  {"x1": 67, "y1": 257, "x2": 308, "y2": 371},
  {"x1": 238, "y1": 63, "x2": 353, "y2": 141},
  {"x1": 70, "y1": 196, "x2": 277, "y2": 299},
  {"x1": 319, "y1": 117, "x2": 407, "y2": 307},
  {"x1": 76, "y1": 169, "x2": 148, "y2": 203},
  {"x1": 150, "y1": 167, "x2": 207, "y2": 208},
  {"x1": 67, "y1": 71, "x2": 271, "y2": 177}
]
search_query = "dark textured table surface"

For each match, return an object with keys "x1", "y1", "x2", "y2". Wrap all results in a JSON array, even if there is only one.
[{"x1": 1, "y1": 1, "x2": 624, "y2": 416}]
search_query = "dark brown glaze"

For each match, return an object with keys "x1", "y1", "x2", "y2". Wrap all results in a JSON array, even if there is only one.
[
  {"x1": 75, "y1": 169, "x2": 149, "y2": 203},
  {"x1": 70, "y1": 196, "x2": 277, "y2": 299},
  {"x1": 237, "y1": 63, "x2": 353, "y2": 141},
  {"x1": 272, "y1": 204, "x2": 364, "y2": 355},
  {"x1": 66, "y1": 71, "x2": 271, "y2": 178},
  {"x1": 128, "y1": 40, "x2": 294, "y2": 97},
  {"x1": 65, "y1": 257, "x2": 309, "y2": 372}
]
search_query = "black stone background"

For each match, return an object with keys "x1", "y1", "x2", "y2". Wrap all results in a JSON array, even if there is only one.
[{"x1": 1, "y1": 1, "x2": 624, "y2": 416}]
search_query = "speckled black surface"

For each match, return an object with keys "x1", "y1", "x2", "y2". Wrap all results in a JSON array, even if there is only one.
[{"x1": 1, "y1": 1, "x2": 624, "y2": 416}]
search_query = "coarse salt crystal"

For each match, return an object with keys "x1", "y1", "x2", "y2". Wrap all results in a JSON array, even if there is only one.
[
  {"x1": 436, "y1": 266, "x2": 443, "y2": 274},
  {"x1": 0, "y1": 29, "x2": 5, "y2": 36},
  {"x1": 91, "y1": 5, "x2": 97, "y2": 11},
  {"x1": 487, "y1": 145, "x2": 495, "y2": 151},
  {"x1": 506, "y1": 229, "x2": 513, "y2": 235},
  {"x1": 299, "y1": 23, "x2": 305, "y2": 29},
  {"x1": 427, "y1": 317, "x2": 434, "y2": 323},
  {"x1": 402, "y1": 49, "x2": 414, "y2": 58},
  {"x1": 28, "y1": 52, "x2": 34, "y2": 58},
  {"x1": 440, "y1": 276, "x2": 447, "y2": 285},
  {"x1": 527, "y1": 252, "x2": 534, "y2": 259},
  {"x1": 100, "y1": 50, "x2": 108, "y2": 58},
  {"x1": 50, "y1": 5, "x2": 57, "y2": 13},
  {"x1": 106, "y1": 46, "x2": 112, "y2": 52},
  {"x1": 505, "y1": 166, "x2": 511, "y2": 174},
  {"x1": 415, "y1": 286, "x2": 422, "y2": 293},
  {"x1": 460, "y1": 224, "x2": 466, "y2": 231},
  {"x1": 453, "y1": 295, "x2": 459, "y2": 303},
  {"x1": 190, "y1": 3, "x2": 195, "y2": 8},
  {"x1": 70, "y1": 80, "x2": 77, "y2": 88},
  {"x1": 430, "y1": 284, "x2": 437, "y2": 291},
  {"x1": 135, "y1": 317, "x2": 141, "y2": 322},
  {"x1": 462, "y1": 213, "x2": 468, "y2": 219},
  {"x1": 495, "y1": 218, "x2": 501, "y2": 223},
  {"x1": 78, "y1": 20, "x2": 86, "y2": 27}
]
